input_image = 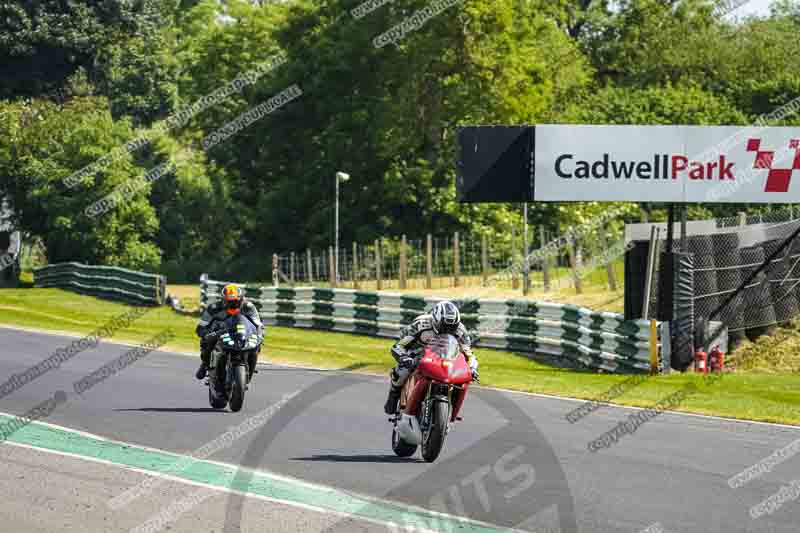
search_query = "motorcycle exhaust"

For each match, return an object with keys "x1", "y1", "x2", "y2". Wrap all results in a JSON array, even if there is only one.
[{"x1": 396, "y1": 413, "x2": 422, "y2": 445}]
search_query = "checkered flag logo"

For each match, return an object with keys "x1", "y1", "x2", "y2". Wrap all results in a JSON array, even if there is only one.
[{"x1": 747, "y1": 138, "x2": 800, "y2": 193}]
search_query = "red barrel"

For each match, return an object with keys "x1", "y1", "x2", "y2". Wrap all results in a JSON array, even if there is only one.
[
  {"x1": 694, "y1": 350, "x2": 708, "y2": 374},
  {"x1": 709, "y1": 346, "x2": 725, "y2": 372}
]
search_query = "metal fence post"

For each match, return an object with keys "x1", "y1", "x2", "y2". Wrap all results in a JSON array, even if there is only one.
[
  {"x1": 540, "y1": 226, "x2": 550, "y2": 292},
  {"x1": 481, "y1": 234, "x2": 488, "y2": 287},
  {"x1": 353, "y1": 241, "x2": 360, "y2": 289},
  {"x1": 400, "y1": 235, "x2": 408, "y2": 289},
  {"x1": 290, "y1": 252, "x2": 295, "y2": 286},
  {"x1": 567, "y1": 236, "x2": 583, "y2": 294},
  {"x1": 426, "y1": 234, "x2": 433, "y2": 289},
  {"x1": 454, "y1": 231, "x2": 460, "y2": 287},
  {"x1": 642, "y1": 226, "x2": 659, "y2": 320},
  {"x1": 272, "y1": 253, "x2": 279, "y2": 288},
  {"x1": 523, "y1": 204, "x2": 530, "y2": 295},
  {"x1": 376, "y1": 239, "x2": 383, "y2": 291},
  {"x1": 328, "y1": 246, "x2": 336, "y2": 287},
  {"x1": 307, "y1": 249, "x2": 313, "y2": 284}
]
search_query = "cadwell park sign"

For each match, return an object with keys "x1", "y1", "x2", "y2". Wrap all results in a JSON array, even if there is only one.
[
  {"x1": 455, "y1": 124, "x2": 800, "y2": 204},
  {"x1": 534, "y1": 125, "x2": 800, "y2": 203}
]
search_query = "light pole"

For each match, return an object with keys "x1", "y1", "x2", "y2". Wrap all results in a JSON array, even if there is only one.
[
  {"x1": 523, "y1": 202, "x2": 529, "y2": 295},
  {"x1": 335, "y1": 171, "x2": 349, "y2": 284}
]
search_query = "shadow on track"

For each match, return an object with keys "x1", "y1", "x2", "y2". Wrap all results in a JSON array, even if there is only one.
[
  {"x1": 113, "y1": 407, "x2": 227, "y2": 413},
  {"x1": 259, "y1": 365, "x2": 379, "y2": 374},
  {"x1": 292, "y1": 454, "x2": 423, "y2": 464}
]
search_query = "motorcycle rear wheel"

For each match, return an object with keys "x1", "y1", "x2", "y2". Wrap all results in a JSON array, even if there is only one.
[
  {"x1": 421, "y1": 401, "x2": 450, "y2": 463},
  {"x1": 391, "y1": 425, "x2": 417, "y2": 457},
  {"x1": 229, "y1": 364, "x2": 247, "y2": 412}
]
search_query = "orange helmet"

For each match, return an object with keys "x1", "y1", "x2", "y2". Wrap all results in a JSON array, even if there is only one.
[{"x1": 222, "y1": 284, "x2": 244, "y2": 315}]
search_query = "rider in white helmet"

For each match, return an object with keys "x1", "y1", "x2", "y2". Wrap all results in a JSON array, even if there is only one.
[{"x1": 384, "y1": 300, "x2": 479, "y2": 415}]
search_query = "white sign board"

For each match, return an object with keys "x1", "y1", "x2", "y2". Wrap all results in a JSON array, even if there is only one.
[{"x1": 534, "y1": 125, "x2": 800, "y2": 203}]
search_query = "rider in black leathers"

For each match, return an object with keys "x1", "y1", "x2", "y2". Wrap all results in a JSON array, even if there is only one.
[{"x1": 195, "y1": 284, "x2": 263, "y2": 382}]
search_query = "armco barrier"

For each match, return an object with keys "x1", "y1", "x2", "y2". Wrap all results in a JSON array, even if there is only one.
[
  {"x1": 35, "y1": 263, "x2": 166, "y2": 306},
  {"x1": 200, "y1": 276, "x2": 664, "y2": 374}
]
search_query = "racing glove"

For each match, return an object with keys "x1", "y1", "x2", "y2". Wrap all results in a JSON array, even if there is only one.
[
  {"x1": 398, "y1": 356, "x2": 416, "y2": 369},
  {"x1": 469, "y1": 357, "x2": 479, "y2": 382},
  {"x1": 391, "y1": 344, "x2": 407, "y2": 361}
]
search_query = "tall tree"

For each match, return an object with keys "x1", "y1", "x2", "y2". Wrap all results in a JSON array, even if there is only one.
[
  {"x1": 0, "y1": 97, "x2": 162, "y2": 270},
  {"x1": 0, "y1": 0, "x2": 179, "y2": 123}
]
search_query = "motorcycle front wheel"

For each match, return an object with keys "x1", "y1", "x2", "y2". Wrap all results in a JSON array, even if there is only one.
[
  {"x1": 208, "y1": 363, "x2": 228, "y2": 409},
  {"x1": 421, "y1": 401, "x2": 450, "y2": 463},
  {"x1": 391, "y1": 425, "x2": 417, "y2": 457},
  {"x1": 229, "y1": 364, "x2": 247, "y2": 412},
  {"x1": 208, "y1": 383, "x2": 228, "y2": 409}
]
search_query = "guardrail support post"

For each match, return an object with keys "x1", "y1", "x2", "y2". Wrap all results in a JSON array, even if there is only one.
[
  {"x1": 400, "y1": 235, "x2": 407, "y2": 290},
  {"x1": 454, "y1": 232, "x2": 460, "y2": 287},
  {"x1": 426, "y1": 234, "x2": 433, "y2": 289}
]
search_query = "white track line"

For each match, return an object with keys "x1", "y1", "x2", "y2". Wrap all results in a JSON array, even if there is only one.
[{"x1": 0, "y1": 413, "x2": 530, "y2": 533}]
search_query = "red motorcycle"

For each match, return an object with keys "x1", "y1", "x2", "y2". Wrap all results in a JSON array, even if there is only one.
[{"x1": 391, "y1": 333, "x2": 473, "y2": 462}]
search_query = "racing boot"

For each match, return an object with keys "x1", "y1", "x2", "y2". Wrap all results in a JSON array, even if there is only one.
[
  {"x1": 196, "y1": 350, "x2": 211, "y2": 380},
  {"x1": 384, "y1": 384, "x2": 401, "y2": 415},
  {"x1": 384, "y1": 365, "x2": 410, "y2": 415},
  {"x1": 246, "y1": 351, "x2": 259, "y2": 386}
]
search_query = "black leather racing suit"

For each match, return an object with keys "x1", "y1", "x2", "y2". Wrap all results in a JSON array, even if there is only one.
[{"x1": 196, "y1": 300, "x2": 263, "y2": 378}]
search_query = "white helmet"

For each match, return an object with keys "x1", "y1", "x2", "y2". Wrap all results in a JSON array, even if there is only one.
[{"x1": 430, "y1": 301, "x2": 460, "y2": 334}]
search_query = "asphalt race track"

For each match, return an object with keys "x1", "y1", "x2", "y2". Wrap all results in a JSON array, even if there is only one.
[{"x1": 1, "y1": 326, "x2": 799, "y2": 533}]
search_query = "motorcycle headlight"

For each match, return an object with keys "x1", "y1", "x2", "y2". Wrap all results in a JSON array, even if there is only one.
[{"x1": 246, "y1": 334, "x2": 259, "y2": 349}]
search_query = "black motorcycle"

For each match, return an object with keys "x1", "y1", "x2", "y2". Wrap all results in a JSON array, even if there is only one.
[{"x1": 204, "y1": 314, "x2": 261, "y2": 412}]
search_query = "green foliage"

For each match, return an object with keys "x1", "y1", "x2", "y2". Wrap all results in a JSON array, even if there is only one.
[
  {"x1": 560, "y1": 83, "x2": 749, "y2": 125},
  {"x1": 0, "y1": 98, "x2": 161, "y2": 270},
  {"x1": 0, "y1": 0, "x2": 178, "y2": 121}
]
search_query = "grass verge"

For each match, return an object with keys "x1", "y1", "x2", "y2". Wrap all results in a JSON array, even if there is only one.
[{"x1": 1, "y1": 288, "x2": 799, "y2": 425}]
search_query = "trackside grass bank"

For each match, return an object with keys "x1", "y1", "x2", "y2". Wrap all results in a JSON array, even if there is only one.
[{"x1": 1, "y1": 288, "x2": 799, "y2": 425}]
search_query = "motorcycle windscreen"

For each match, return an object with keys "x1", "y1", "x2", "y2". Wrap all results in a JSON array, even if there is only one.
[
  {"x1": 222, "y1": 314, "x2": 259, "y2": 351},
  {"x1": 427, "y1": 334, "x2": 460, "y2": 360}
]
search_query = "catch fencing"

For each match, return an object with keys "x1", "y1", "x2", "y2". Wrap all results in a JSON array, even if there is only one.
[
  {"x1": 34, "y1": 263, "x2": 166, "y2": 306},
  {"x1": 627, "y1": 207, "x2": 800, "y2": 367},
  {"x1": 201, "y1": 275, "x2": 663, "y2": 374},
  {"x1": 272, "y1": 227, "x2": 626, "y2": 295}
]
